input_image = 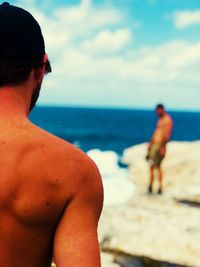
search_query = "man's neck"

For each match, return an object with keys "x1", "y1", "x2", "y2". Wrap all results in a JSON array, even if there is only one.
[{"x1": 0, "y1": 85, "x2": 31, "y2": 118}]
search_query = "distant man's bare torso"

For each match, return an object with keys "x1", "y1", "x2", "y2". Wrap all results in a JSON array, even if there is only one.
[{"x1": 151, "y1": 114, "x2": 173, "y2": 145}]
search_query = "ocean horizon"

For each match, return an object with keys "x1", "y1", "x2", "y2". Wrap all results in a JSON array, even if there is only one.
[
  {"x1": 30, "y1": 105, "x2": 200, "y2": 154},
  {"x1": 36, "y1": 104, "x2": 200, "y2": 113}
]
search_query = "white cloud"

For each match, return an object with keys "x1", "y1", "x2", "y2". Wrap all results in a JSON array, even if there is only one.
[
  {"x1": 81, "y1": 0, "x2": 91, "y2": 9},
  {"x1": 165, "y1": 42, "x2": 200, "y2": 69},
  {"x1": 82, "y1": 29, "x2": 132, "y2": 54},
  {"x1": 54, "y1": 5, "x2": 123, "y2": 34},
  {"x1": 46, "y1": 39, "x2": 200, "y2": 87},
  {"x1": 173, "y1": 10, "x2": 200, "y2": 29},
  {"x1": 13, "y1": 0, "x2": 200, "y2": 110},
  {"x1": 119, "y1": 40, "x2": 200, "y2": 83}
]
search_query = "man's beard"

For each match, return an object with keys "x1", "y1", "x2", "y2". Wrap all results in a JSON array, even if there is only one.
[{"x1": 29, "y1": 82, "x2": 41, "y2": 113}]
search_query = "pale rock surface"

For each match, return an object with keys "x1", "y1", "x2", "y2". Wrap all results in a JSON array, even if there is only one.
[
  {"x1": 99, "y1": 141, "x2": 200, "y2": 267},
  {"x1": 101, "y1": 252, "x2": 121, "y2": 267}
]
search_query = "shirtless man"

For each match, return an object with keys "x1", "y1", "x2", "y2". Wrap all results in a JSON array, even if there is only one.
[
  {"x1": 146, "y1": 104, "x2": 173, "y2": 194},
  {"x1": 0, "y1": 2, "x2": 103, "y2": 267}
]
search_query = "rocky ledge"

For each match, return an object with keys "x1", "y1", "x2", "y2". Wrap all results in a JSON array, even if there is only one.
[{"x1": 99, "y1": 141, "x2": 200, "y2": 267}]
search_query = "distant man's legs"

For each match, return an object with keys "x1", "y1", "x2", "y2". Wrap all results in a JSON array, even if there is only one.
[
  {"x1": 157, "y1": 167, "x2": 163, "y2": 194},
  {"x1": 148, "y1": 165, "x2": 163, "y2": 194},
  {"x1": 146, "y1": 143, "x2": 164, "y2": 194},
  {"x1": 148, "y1": 165, "x2": 154, "y2": 193}
]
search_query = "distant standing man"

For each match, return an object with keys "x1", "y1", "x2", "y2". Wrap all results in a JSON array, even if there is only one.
[
  {"x1": 146, "y1": 104, "x2": 173, "y2": 194},
  {"x1": 0, "y1": 2, "x2": 103, "y2": 267}
]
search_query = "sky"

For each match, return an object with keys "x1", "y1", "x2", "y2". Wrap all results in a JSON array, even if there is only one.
[{"x1": 10, "y1": 0, "x2": 200, "y2": 110}]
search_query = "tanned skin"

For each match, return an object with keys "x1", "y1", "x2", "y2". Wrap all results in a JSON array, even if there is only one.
[
  {"x1": 148, "y1": 106, "x2": 173, "y2": 193},
  {"x1": 0, "y1": 58, "x2": 104, "y2": 267}
]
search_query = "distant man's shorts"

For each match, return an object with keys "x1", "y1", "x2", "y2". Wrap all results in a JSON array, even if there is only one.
[{"x1": 145, "y1": 144, "x2": 164, "y2": 167}]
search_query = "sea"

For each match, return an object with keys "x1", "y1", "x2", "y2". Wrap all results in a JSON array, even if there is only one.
[{"x1": 30, "y1": 106, "x2": 200, "y2": 206}]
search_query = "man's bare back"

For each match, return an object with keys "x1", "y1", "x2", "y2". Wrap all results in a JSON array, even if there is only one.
[
  {"x1": 0, "y1": 117, "x2": 103, "y2": 267},
  {"x1": 0, "y1": 3, "x2": 103, "y2": 266}
]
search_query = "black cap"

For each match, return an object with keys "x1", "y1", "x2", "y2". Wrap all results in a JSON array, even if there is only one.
[{"x1": 0, "y1": 2, "x2": 45, "y2": 61}]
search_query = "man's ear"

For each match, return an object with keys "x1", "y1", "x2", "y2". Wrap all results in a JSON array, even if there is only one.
[{"x1": 34, "y1": 54, "x2": 48, "y2": 82}]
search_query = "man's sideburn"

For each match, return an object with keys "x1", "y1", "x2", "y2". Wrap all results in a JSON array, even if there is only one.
[{"x1": 29, "y1": 82, "x2": 41, "y2": 112}]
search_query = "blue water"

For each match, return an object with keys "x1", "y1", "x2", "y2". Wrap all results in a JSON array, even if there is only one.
[{"x1": 30, "y1": 106, "x2": 200, "y2": 154}]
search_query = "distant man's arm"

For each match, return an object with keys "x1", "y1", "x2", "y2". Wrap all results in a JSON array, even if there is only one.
[
  {"x1": 53, "y1": 159, "x2": 103, "y2": 267},
  {"x1": 148, "y1": 122, "x2": 159, "y2": 149},
  {"x1": 163, "y1": 116, "x2": 173, "y2": 143}
]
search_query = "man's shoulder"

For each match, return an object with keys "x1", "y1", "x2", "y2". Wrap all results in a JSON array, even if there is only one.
[
  {"x1": 40, "y1": 130, "x2": 102, "y2": 197},
  {"x1": 165, "y1": 113, "x2": 173, "y2": 124},
  {"x1": 159, "y1": 113, "x2": 172, "y2": 124},
  {"x1": 29, "y1": 123, "x2": 98, "y2": 176}
]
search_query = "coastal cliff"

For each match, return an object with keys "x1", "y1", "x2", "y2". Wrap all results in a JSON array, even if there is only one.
[{"x1": 99, "y1": 141, "x2": 200, "y2": 267}]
